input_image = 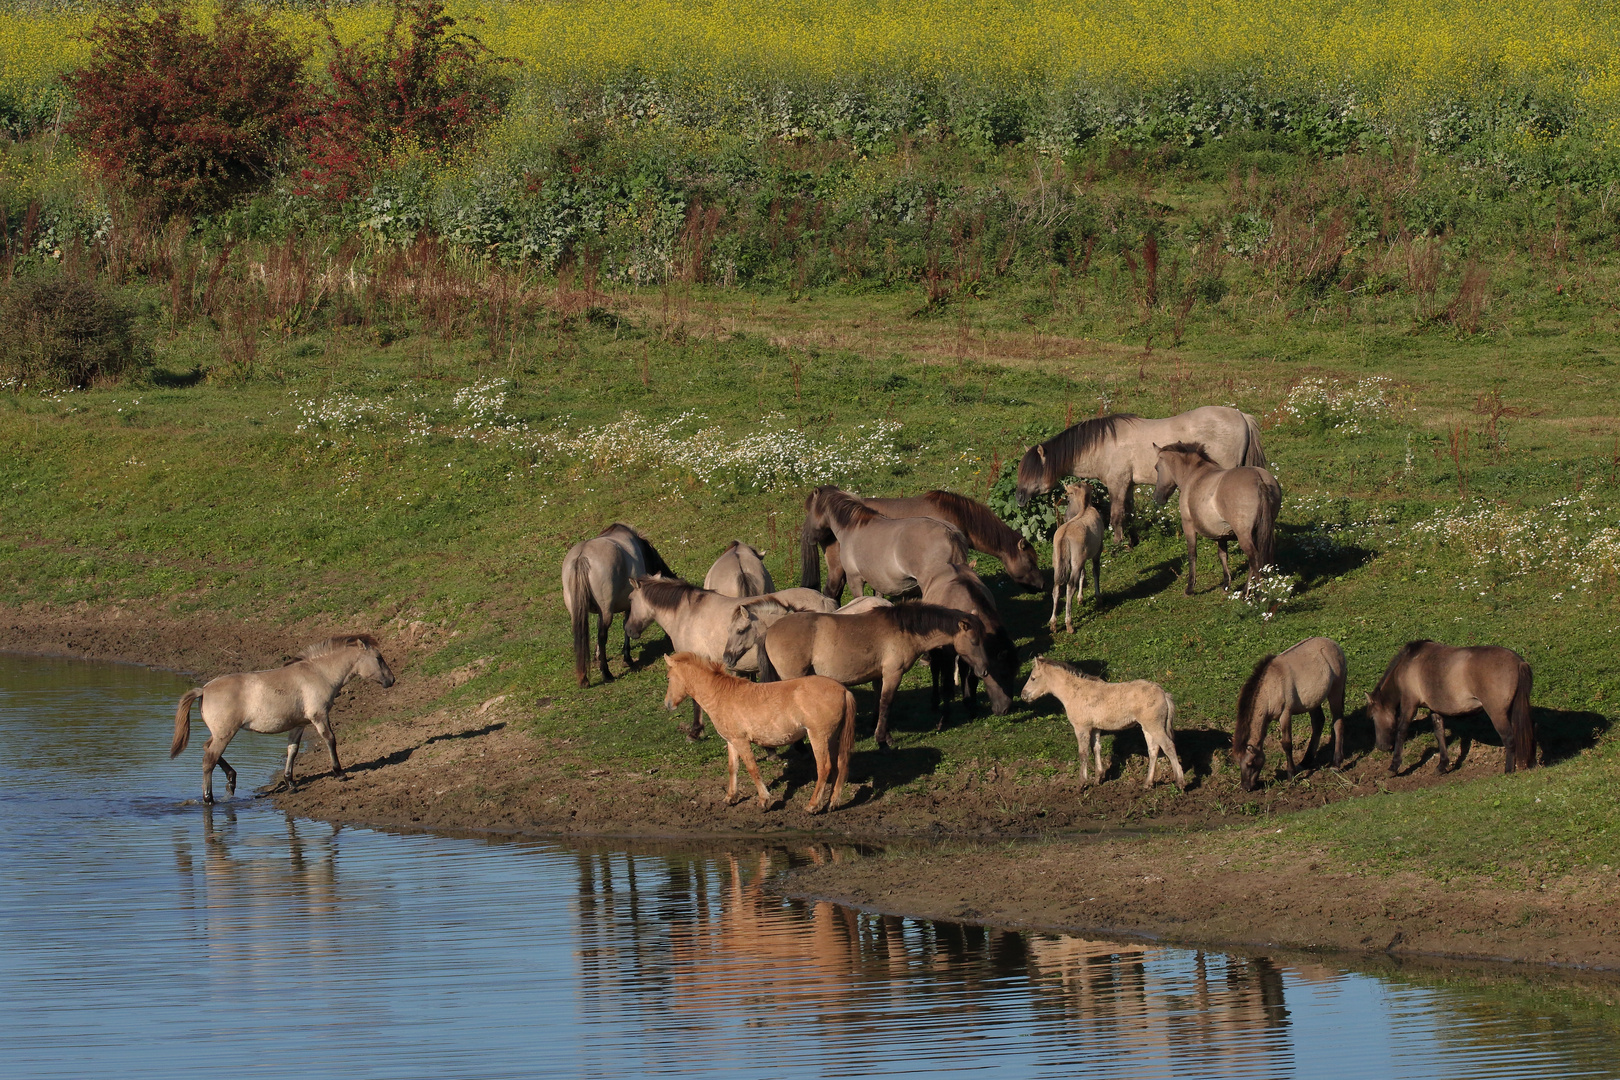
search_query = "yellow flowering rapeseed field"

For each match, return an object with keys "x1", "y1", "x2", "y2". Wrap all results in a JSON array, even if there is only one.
[{"x1": 2, "y1": 0, "x2": 1618, "y2": 128}]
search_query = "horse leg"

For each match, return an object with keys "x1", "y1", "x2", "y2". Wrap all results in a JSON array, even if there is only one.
[
  {"x1": 688, "y1": 701, "x2": 705, "y2": 741},
  {"x1": 1389, "y1": 707, "x2": 1415, "y2": 775},
  {"x1": 1069, "y1": 720, "x2": 1090, "y2": 784},
  {"x1": 621, "y1": 614, "x2": 636, "y2": 671},
  {"x1": 962, "y1": 659, "x2": 980, "y2": 719},
  {"x1": 1092, "y1": 552, "x2": 1102, "y2": 605},
  {"x1": 1432, "y1": 711, "x2": 1451, "y2": 774},
  {"x1": 282, "y1": 728, "x2": 303, "y2": 791},
  {"x1": 1303, "y1": 706, "x2": 1326, "y2": 769},
  {"x1": 738, "y1": 743, "x2": 775, "y2": 810},
  {"x1": 1095, "y1": 729, "x2": 1109, "y2": 783},
  {"x1": 1049, "y1": 575, "x2": 1062, "y2": 632},
  {"x1": 217, "y1": 756, "x2": 238, "y2": 797},
  {"x1": 1144, "y1": 731, "x2": 1159, "y2": 790},
  {"x1": 596, "y1": 611, "x2": 614, "y2": 683},
  {"x1": 310, "y1": 711, "x2": 344, "y2": 779},
  {"x1": 875, "y1": 673, "x2": 899, "y2": 749},
  {"x1": 1216, "y1": 539, "x2": 1233, "y2": 592},
  {"x1": 807, "y1": 734, "x2": 833, "y2": 814},
  {"x1": 1108, "y1": 480, "x2": 1131, "y2": 546},
  {"x1": 1183, "y1": 530, "x2": 1198, "y2": 595},
  {"x1": 1279, "y1": 712, "x2": 1297, "y2": 779},
  {"x1": 824, "y1": 541, "x2": 847, "y2": 603},
  {"x1": 200, "y1": 735, "x2": 229, "y2": 804},
  {"x1": 725, "y1": 743, "x2": 743, "y2": 805}
]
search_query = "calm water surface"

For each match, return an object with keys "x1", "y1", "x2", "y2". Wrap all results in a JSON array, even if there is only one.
[{"x1": 2, "y1": 652, "x2": 1617, "y2": 1079}]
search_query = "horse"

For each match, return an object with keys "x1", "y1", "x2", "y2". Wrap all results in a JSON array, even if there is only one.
[
  {"x1": 1019, "y1": 656, "x2": 1185, "y2": 790},
  {"x1": 804, "y1": 489, "x2": 1044, "y2": 595},
  {"x1": 1152, "y1": 441, "x2": 1280, "y2": 599},
  {"x1": 1233, "y1": 637, "x2": 1348, "y2": 791},
  {"x1": 704, "y1": 540, "x2": 775, "y2": 597},
  {"x1": 920, "y1": 564, "x2": 1017, "y2": 726},
  {"x1": 563, "y1": 523, "x2": 674, "y2": 686},
  {"x1": 1014, "y1": 406, "x2": 1268, "y2": 545},
  {"x1": 759, "y1": 604, "x2": 1011, "y2": 748},
  {"x1": 796, "y1": 485, "x2": 969, "y2": 602},
  {"x1": 1367, "y1": 640, "x2": 1536, "y2": 775},
  {"x1": 1050, "y1": 482, "x2": 1104, "y2": 633},
  {"x1": 662, "y1": 653, "x2": 856, "y2": 813},
  {"x1": 170, "y1": 634, "x2": 396, "y2": 803}
]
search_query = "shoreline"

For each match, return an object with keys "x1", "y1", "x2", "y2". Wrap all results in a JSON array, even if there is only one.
[{"x1": 7, "y1": 602, "x2": 1619, "y2": 973}]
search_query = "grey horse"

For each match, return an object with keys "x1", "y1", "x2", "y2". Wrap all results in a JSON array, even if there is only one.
[{"x1": 563, "y1": 523, "x2": 674, "y2": 686}]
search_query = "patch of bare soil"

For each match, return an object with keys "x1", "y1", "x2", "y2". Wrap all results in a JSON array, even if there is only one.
[{"x1": 8, "y1": 601, "x2": 1617, "y2": 968}]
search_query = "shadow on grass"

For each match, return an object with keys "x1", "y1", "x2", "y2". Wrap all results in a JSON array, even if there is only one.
[{"x1": 149, "y1": 366, "x2": 205, "y2": 388}]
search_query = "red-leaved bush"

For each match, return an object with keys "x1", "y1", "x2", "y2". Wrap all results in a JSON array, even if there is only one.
[
  {"x1": 62, "y1": 1, "x2": 310, "y2": 215},
  {"x1": 301, "y1": 0, "x2": 507, "y2": 202}
]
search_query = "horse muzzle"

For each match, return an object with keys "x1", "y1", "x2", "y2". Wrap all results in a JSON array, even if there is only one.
[{"x1": 985, "y1": 676, "x2": 1013, "y2": 715}]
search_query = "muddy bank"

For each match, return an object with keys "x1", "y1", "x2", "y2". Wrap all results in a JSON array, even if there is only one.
[{"x1": 8, "y1": 601, "x2": 1619, "y2": 969}]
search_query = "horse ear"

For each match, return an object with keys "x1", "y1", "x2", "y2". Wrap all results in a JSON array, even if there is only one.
[
  {"x1": 1036, "y1": 445, "x2": 1046, "y2": 464},
  {"x1": 958, "y1": 618, "x2": 974, "y2": 632},
  {"x1": 1363, "y1": 691, "x2": 1372, "y2": 704},
  {"x1": 1151, "y1": 442, "x2": 1161, "y2": 451},
  {"x1": 662, "y1": 654, "x2": 673, "y2": 666}
]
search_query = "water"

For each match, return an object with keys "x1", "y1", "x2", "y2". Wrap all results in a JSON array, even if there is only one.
[{"x1": 2, "y1": 652, "x2": 1617, "y2": 1079}]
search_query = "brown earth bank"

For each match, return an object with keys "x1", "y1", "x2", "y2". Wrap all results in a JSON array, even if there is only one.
[{"x1": 7, "y1": 600, "x2": 1617, "y2": 970}]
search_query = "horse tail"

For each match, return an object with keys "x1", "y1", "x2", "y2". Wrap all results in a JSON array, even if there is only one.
[
  {"x1": 1511, "y1": 660, "x2": 1536, "y2": 769},
  {"x1": 757, "y1": 635, "x2": 780, "y2": 683},
  {"x1": 1234, "y1": 655, "x2": 1274, "y2": 755},
  {"x1": 570, "y1": 554, "x2": 593, "y2": 687},
  {"x1": 799, "y1": 510, "x2": 822, "y2": 592},
  {"x1": 1241, "y1": 411, "x2": 1269, "y2": 469},
  {"x1": 835, "y1": 688, "x2": 857, "y2": 791},
  {"x1": 171, "y1": 689, "x2": 201, "y2": 758},
  {"x1": 1252, "y1": 483, "x2": 1280, "y2": 573},
  {"x1": 1052, "y1": 526, "x2": 1072, "y2": 587}
]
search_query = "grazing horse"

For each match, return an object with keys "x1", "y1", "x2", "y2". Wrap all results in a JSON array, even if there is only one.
[
  {"x1": 1014, "y1": 406, "x2": 1268, "y2": 545},
  {"x1": 170, "y1": 634, "x2": 396, "y2": 803},
  {"x1": 759, "y1": 604, "x2": 1011, "y2": 748},
  {"x1": 1233, "y1": 637, "x2": 1348, "y2": 790},
  {"x1": 1050, "y1": 482, "x2": 1104, "y2": 632},
  {"x1": 1152, "y1": 441, "x2": 1280, "y2": 599},
  {"x1": 1019, "y1": 656, "x2": 1185, "y2": 789},
  {"x1": 920, "y1": 564, "x2": 1017, "y2": 725},
  {"x1": 704, "y1": 540, "x2": 775, "y2": 597},
  {"x1": 797, "y1": 485, "x2": 969, "y2": 602},
  {"x1": 563, "y1": 523, "x2": 674, "y2": 686},
  {"x1": 662, "y1": 653, "x2": 856, "y2": 813},
  {"x1": 1367, "y1": 640, "x2": 1536, "y2": 775},
  {"x1": 804, "y1": 490, "x2": 1044, "y2": 595}
]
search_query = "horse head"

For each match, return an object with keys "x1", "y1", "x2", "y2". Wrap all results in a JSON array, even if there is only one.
[
  {"x1": 950, "y1": 615, "x2": 1012, "y2": 715},
  {"x1": 721, "y1": 606, "x2": 762, "y2": 669},
  {"x1": 1005, "y1": 535, "x2": 1045, "y2": 591},
  {"x1": 1019, "y1": 656, "x2": 1052, "y2": 704},
  {"x1": 1366, "y1": 690, "x2": 1396, "y2": 751},
  {"x1": 1238, "y1": 744, "x2": 1265, "y2": 792},
  {"x1": 1151, "y1": 444, "x2": 1180, "y2": 505},
  {"x1": 1014, "y1": 444, "x2": 1048, "y2": 507},
  {"x1": 661, "y1": 654, "x2": 692, "y2": 710},
  {"x1": 362, "y1": 646, "x2": 397, "y2": 689}
]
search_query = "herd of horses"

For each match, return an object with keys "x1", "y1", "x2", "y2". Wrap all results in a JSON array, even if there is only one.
[{"x1": 166, "y1": 405, "x2": 1538, "y2": 811}]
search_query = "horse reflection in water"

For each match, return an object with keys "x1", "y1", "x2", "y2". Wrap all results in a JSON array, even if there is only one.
[
  {"x1": 171, "y1": 806, "x2": 343, "y2": 963},
  {"x1": 568, "y1": 845, "x2": 1319, "y2": 1074}
]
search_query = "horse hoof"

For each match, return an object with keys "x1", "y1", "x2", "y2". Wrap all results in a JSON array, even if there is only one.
[{"x1": 202, "y1": 793, "x2": 215, "y2": 805}]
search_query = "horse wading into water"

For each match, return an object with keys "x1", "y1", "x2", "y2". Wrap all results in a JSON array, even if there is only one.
[
  {"x1": 1019, "y1": 656, "x2": 1185, "y2": 789},
  {"x1": 1367, "y1": 641, "x2": 1536, "y2": 775},
  {"x1": 798, "y1": 486, "x2": 973, "y2": 602},
  {"x1": 170, "y1": 634, "x2": 396, "y2": 803},
  {"x1": 1233, "y1": 637, "x2": 1347, "y2": 791},
  {"x1": 1015, "y1": 406, "x2": 1268, "y2": 545},
  {"x1": 759, "y1": 604, "x2": 1011, "y2": 748},
  {"x1": 703, "y1": 540, "x2": 775, "y2": 597},
  {"x1": 1050, "y1": 482, "x2": 1104, "y2": 632},
  {"x1": 563, "y1": 523, "x2": 674, "y2": 686},
  {"x1": 1152, "y1": 441, "x2": 1280, "y2": 599},
  {"x1": 802, "y1": 489, "x2": 1044, "y2": 596},
  {"x1": 662, "y1": 653, "x2": 855, "y2": 813}
]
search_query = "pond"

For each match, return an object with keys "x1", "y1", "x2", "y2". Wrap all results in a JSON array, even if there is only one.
[{"x1": 2, "y1": 652, "x2": 1616, "y2": 1079}]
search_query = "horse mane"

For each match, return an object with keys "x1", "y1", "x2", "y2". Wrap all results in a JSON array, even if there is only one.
[
  {"x1": 1158, "y1": 440, "x2": 1216, "y2": 463},
  {"x1": 885, "y1": 603, "x2": 980, "y2": 638},
  {"x1": 297, "y1": 633, "x2": 379, "y2": 660},
  {"x1": 1372, "y1": 639, "x2": 1433, "y2": 697},
  {"x1": 670, "y1": 652, "x2": 727, "y2": 676},
  {"x1": 921, "y1": 490, "x2": 1021, "y2": 548},
  {"x1": 636, "y1": 577, "x2": 705, "y2": 609},
  {"x1": 1234, "y1": 654, "x2": 1276, "y2": 752},
  {"x1": 1038, "y1": 656, "x2": 1100, "y2": 681},
  {"x1": 815, "y1": 485, "x2": 883, "y2": 529},
  {"x1": 1034, "y1": 414, "x2": 1139, "y2": 483}
]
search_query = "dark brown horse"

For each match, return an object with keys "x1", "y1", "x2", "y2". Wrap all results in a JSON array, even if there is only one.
[
  {"x1": 1366, "y1": 640, "x2": 1536, "y2": 775},
  {"x1": 796, "y1": 486, "x2": 969, "y2": 602},
  {"x1": 802, "y1": 488, "x2": 1040, "y2": 599},
  {"x1": 1014, "y1": 407, "x2": 1268, "y2": 545},
  {"x1": 920, "y1": 564, "x2": 1017, "y2": 726}
]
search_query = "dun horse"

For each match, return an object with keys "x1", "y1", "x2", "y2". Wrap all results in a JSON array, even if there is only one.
[
  {"x1": 663, "y1": 653, "x2": 855, "y2": 813},
  {"x1": 170, "y1": 634, "x2": 396, "y2": 803},
  {"x1": 1050, "y1": 482, "x2": 1104, "y2": 632},
  {"x1": 1233, "y1": 637, "x2": 1347, "y2": 791},
  {"x1": 760, "y1": 604, "x2": 1011, "y2": 748},
  {"x1": 704, "y1": 540, "x2": 775, "y2": 597},
  {"x1": 796, "y1": 486, "x2": 969, "y2": 602},
  {"x1": 563, "y1": 523, "x2": 674, "y2": 686},
  {"x1": 1019, "y1": 656, "x2": 1185, "y2": 789},
  {"x1": 1367, "y1": 641, "x2": 1536, "y2": 775},
  {"x1": 1152, "y1": 442, "x2": 1280, "y2": 599},
  {"x1": 803, "y1": 489, "x2": 1044, "y2": 595},
  {"x1": 1015, "y1": 406, "x2": 1268, "y2": 544},
  {"x1": 920, "y1": 564, "x2": 1018, "y2": 725}
]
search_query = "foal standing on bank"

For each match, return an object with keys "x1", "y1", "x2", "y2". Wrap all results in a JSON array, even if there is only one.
[
  {"x1": 170, "y1": 634, "x2": 396, "y2": 803},
  {"x1": 1050, "y1": 482, "x2": 1104, "y2": 632},
  {"x1": 1233, "y1": 637, "x2": 1347, "y2": 791},
  {"x1": 1019, "y1": 657, "x2": 1186, "y2": 789}
]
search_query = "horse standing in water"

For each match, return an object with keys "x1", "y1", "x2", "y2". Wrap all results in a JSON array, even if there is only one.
[
  {"x1": 1014, "y1": 406, "x2": 1268, "y2": 545},
  {"x1": 563, "y1": 523, "x2": 675, "y2": 686},
  {"x1": 1367, "y1": 641, "x2": 1536, "y2": 775},
  {"x1": 1233, "y1": 637, "x2": 1347, "y2": 791},
  {"x1": 1152, "y1": 441, "x2": 1280, "y2": 599},
  {"x1": 170, "y1": 634, "x2": 396, "y2": 803}
]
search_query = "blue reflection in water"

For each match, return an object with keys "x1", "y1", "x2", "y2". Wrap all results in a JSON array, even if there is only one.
[{"x1": 0, "y1": 652, "x2": 1616, "y2": 1079}]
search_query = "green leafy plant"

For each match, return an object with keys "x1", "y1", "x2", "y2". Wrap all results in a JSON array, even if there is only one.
[{"x1": 0, "y1": 275, "x2": 147, "y2": 388}]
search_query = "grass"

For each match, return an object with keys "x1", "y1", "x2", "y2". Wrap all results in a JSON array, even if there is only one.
[{"x1": 2, "y1": 138, "x2": 1620, "y2": 883}]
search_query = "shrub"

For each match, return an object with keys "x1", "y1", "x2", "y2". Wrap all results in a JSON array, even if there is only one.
[
  {"x1": 61, "y1": 0, "x2": 310, "y2": 216},
  {"x1": 302, "y1": 0, "x2": 508, "y2": 202},
  {"x1": 0, "y1": 276, "x2": 147, "y2": 388}
]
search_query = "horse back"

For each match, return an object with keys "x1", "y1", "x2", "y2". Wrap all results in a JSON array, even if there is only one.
[
  {"x1": 1273, "y1": 636, "x2": 1346, "y2": 711},
  {"x1": 1404, "y1": 642, "x2": 1522, "y2": 714}
]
